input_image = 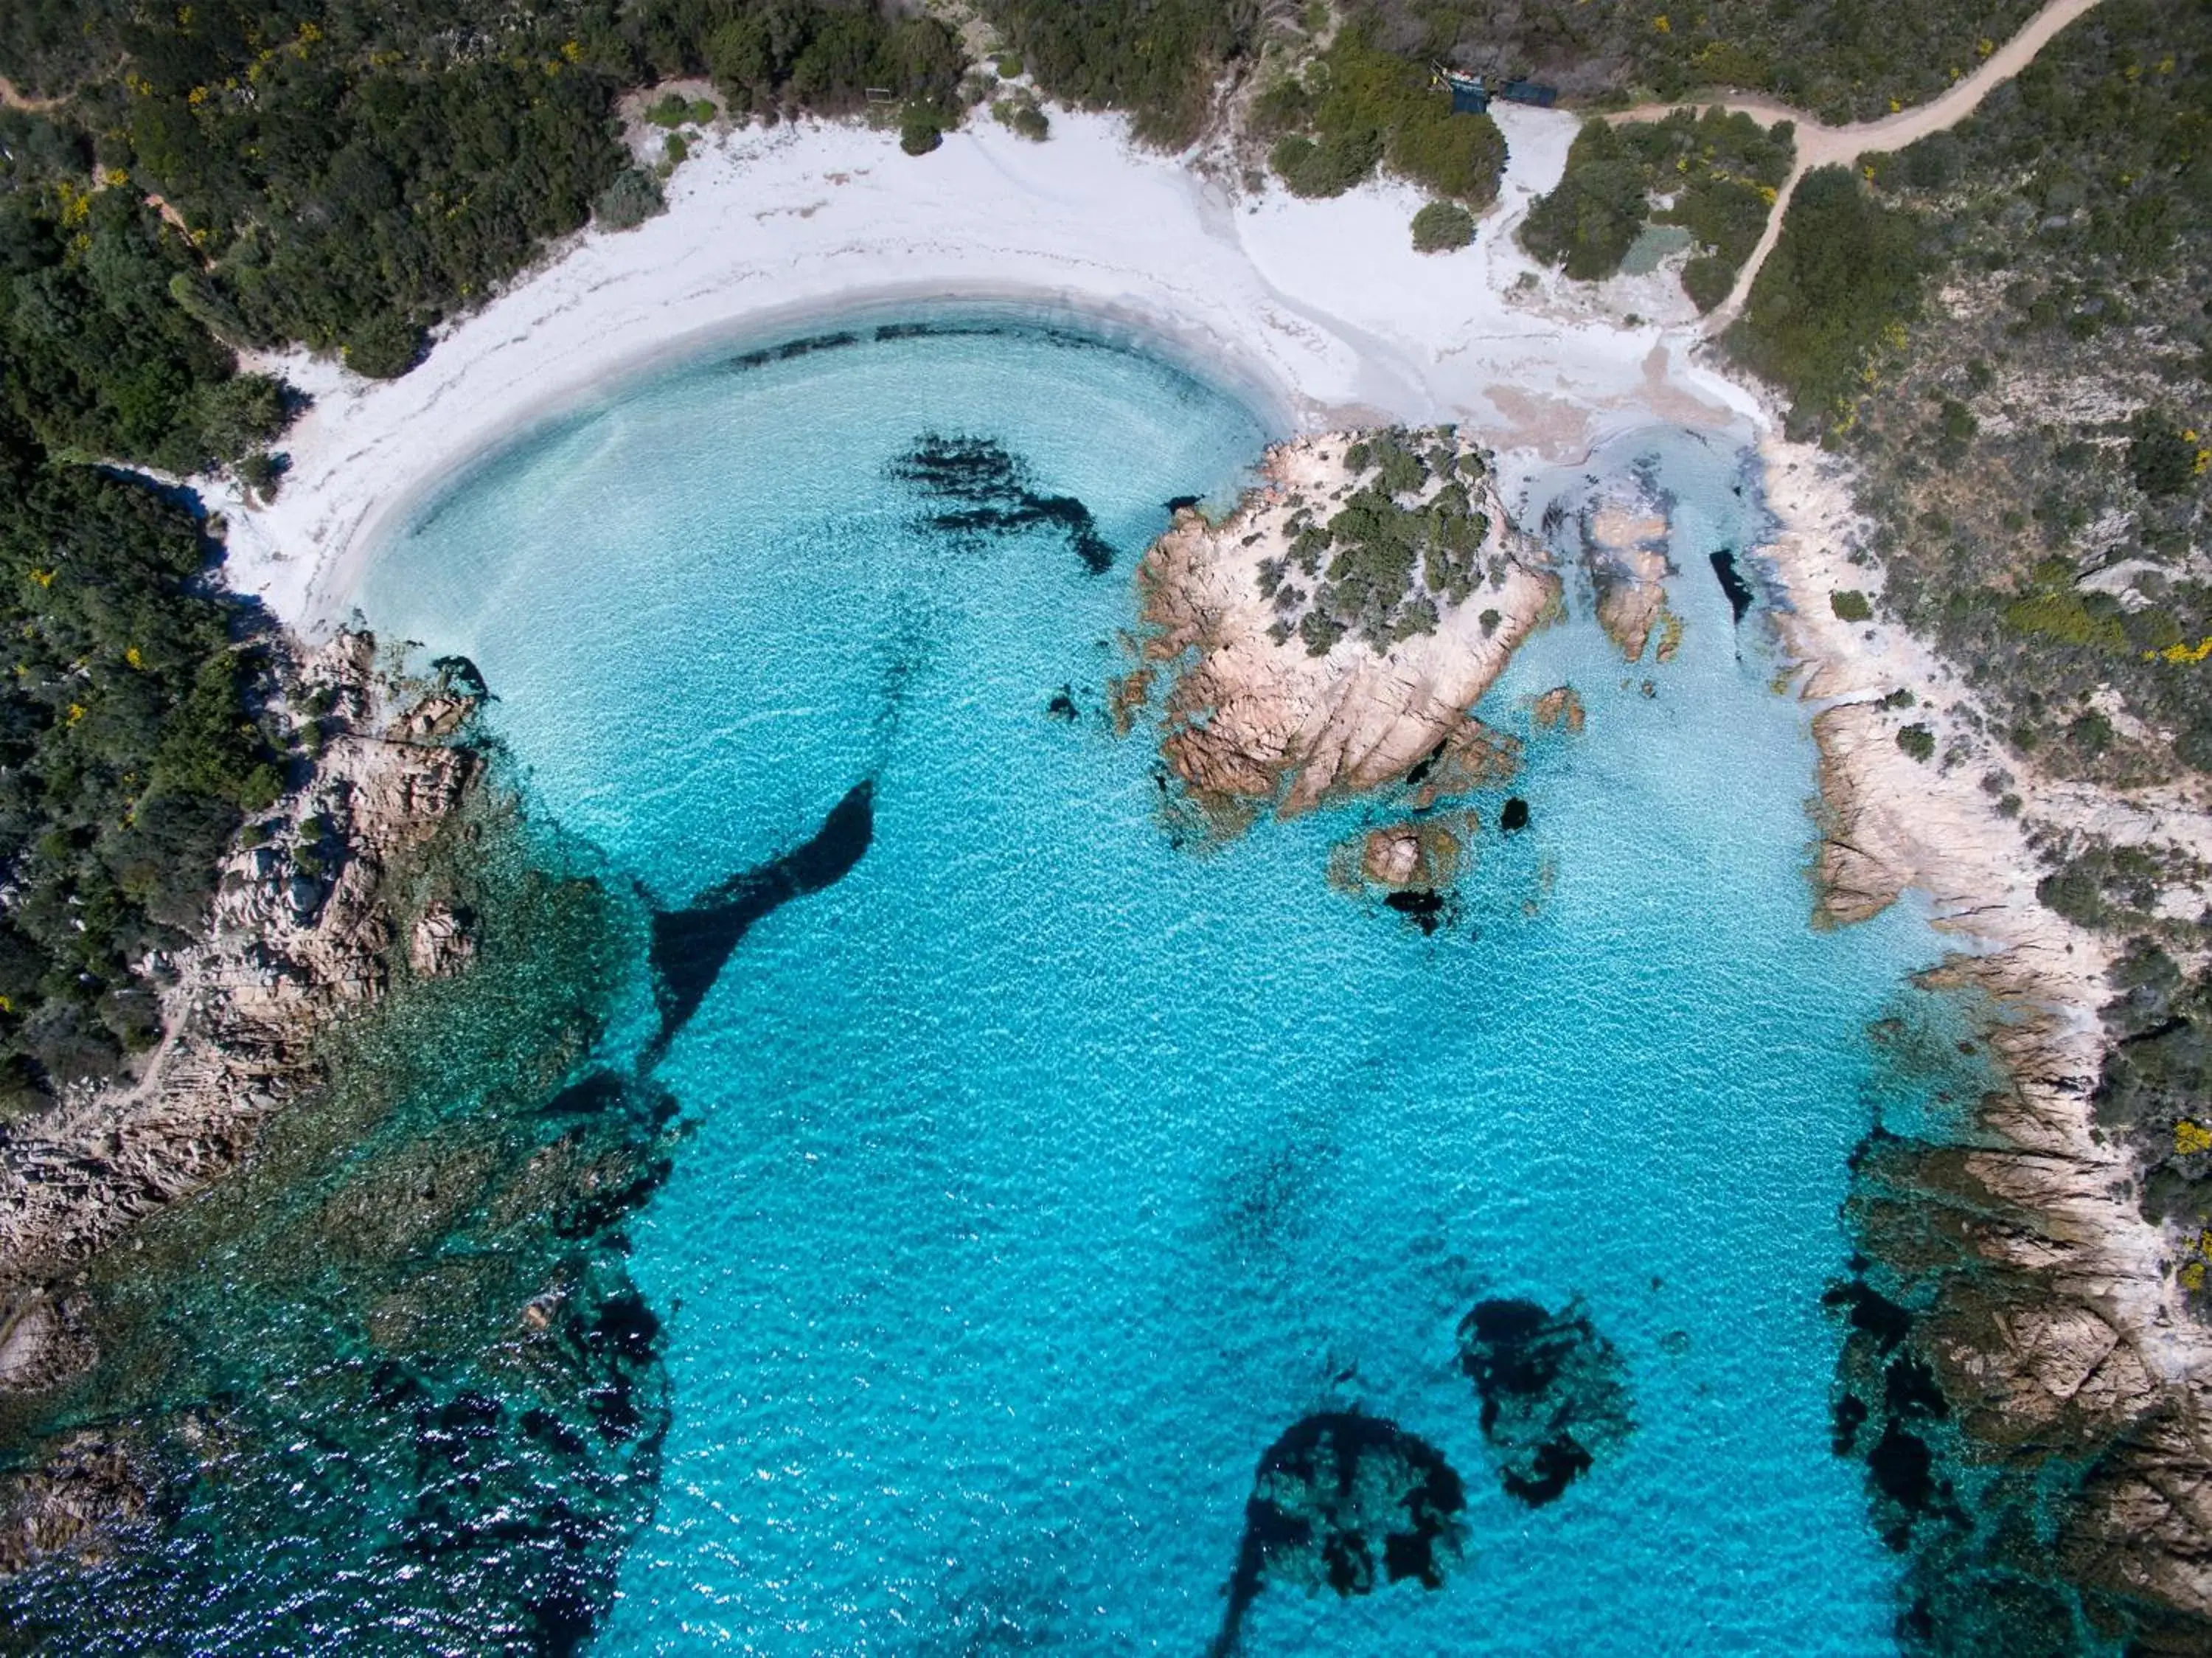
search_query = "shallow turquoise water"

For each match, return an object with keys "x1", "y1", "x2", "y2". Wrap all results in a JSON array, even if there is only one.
[{"x1": 361, "y1": 316, "x2": 1933, "y2": 1654}]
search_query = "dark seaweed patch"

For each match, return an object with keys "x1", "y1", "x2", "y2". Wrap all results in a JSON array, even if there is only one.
[
  {"x1": 1209, "y1": 1411, "x2": 1466, "y2": 1657},
  {"x1": 728, "y1": 330, "x2": 859, "y2": 370},
  {"x1": 1165, "y1": 493, "x2": 1203, "y2": 513},
  {"x1": 1708, "y1": 549, "x2": 1756, "y2": 622},
  {"x1": 891, "y1": 434, "x2": 1116, "y2": 574},
  {"x1": 1456, "y1": 1297, "x2": 1633, "y2": 1507},
  {"x1": 1500, "y1": 797, "x2": 1531, "y2": 832},
  {"x1": 1382, "y1": 888, "x2": 1447, "y2": 935},
  {"x1": 429, "y1": 654, "x2": 489, "y2": 698},
  {"x1": 647, "y1": 780, "x2": 874, "y2": 1056},
  {"x1": 1046, "y1": 686, "x2": 1079, "y2": 722}
]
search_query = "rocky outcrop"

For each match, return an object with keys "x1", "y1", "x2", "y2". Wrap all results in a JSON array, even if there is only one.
[
  {"x1": 1131, "y1": 431, "x2": 1558, "y2": 830},
  {"x1": 1583, "y1": 502, "x2": 1677, "y2": 662},
  {"x1": 1832, "y1": 954, "x2": 2212, "y2": 1648},
  {"x1": 0, "y1": 633, "x2": 481, "y2": 1387},
  {"x1": 0, "y1": 1432, "x2": 148, "y2": 1576}
]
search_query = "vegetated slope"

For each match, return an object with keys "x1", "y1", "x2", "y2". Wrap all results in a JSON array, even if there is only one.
[
  {"x1": 0, "y1": 411, "x2": 285, "y2": 1114},
  {"x1": 1734, "y1": 1, "x2": 2212, "y2": 833},
  {"x1": 1365, "y1": 0, "x2": 2050, "y2": 124}
]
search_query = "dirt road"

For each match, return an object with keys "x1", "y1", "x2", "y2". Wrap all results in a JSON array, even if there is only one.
[{"x1": 1604, "y1": 0, "x2": 2107, "y2": 326}]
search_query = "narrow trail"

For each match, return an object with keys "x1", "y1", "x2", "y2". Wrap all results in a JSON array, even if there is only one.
[
  {"x1": 1601, "y1": 0, "x2": 2106, "y2": 328},
  {"x1": 0, "y1": 75, "x2": 62, "y2": 112}
]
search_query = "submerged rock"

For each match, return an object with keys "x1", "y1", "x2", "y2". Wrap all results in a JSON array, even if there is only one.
[
  {"x1": 1210, "y1": 1410, "x2": 1467, "y2": 1656},
  {"x1": 1457, "y1": 1297, "x2": 1634, "y2": 1506},
  {"x1": 646, "y1": 779, "x2": 874, "y2": 1055},
  {"x1": 1530, "y1": 685, "x2": 1585, "y2": 735},
  {"x1": 892, "y1": 433, "x2": 1114, "y2": 574}
]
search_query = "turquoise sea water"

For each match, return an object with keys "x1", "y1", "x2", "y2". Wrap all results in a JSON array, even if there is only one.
[{"x1": 360, "y1": 315, "x2": 1938, "y2": 1655}]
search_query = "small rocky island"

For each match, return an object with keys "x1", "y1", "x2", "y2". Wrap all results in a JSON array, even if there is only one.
[{"x1": 1119, "y1": 427, "x2": 1560, "y2": 833}]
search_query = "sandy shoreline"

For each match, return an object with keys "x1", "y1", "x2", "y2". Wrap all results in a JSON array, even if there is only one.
[{"x1": 209, "y1": 104, "x2": 1759, "y2": 626}]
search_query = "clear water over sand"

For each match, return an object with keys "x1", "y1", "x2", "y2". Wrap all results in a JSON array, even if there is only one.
[{"x1": 362, "y1": 315, "x2": 1933, "y2": 1654}]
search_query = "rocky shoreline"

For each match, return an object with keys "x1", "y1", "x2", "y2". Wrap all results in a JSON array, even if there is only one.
[
  {"x1": 1761, "y1": 437, "x2": 2212, "y2": 1647},
  {"x1": 1119, "y1": 428, "x2": 1559, "y2": 837},
  {"x1": 0, "y1": 634, "x2": 479, "y2": 1406}
]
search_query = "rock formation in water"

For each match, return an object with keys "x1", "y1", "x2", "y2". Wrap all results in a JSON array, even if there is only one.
[
  {"x1": 1209, "y1": 1409, "x2": 1467, "y2": 1657},
  {"x1": 645, "y1": 779, "x2": 874, "y2": 1057},
  {"x1": 1121, "y1": 428, "x2": 1558, "y2": 833},
  {"x1": 1457, "y1": 1297, "x2": 1635, "y2": 1506},
  {"x1": 1582, "y1": 498, "x2": 1680, "y2": 664}
]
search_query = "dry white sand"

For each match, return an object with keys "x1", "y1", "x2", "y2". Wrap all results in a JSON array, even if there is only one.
[{"x1": 212, "y1": 103, "x2": 1759, "y2": 625}]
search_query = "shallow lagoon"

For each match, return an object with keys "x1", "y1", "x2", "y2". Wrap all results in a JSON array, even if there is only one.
[{"x1": 362, "y1": 315, "x2": 1935, "y2": 1654}]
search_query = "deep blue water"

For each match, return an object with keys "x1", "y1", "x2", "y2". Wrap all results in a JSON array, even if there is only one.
[{"x1": 360, "y1": 315, "x2": 1936, "y2": 1654}]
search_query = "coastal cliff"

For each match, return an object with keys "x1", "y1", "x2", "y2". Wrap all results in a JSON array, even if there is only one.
[{"x1": 1122, "y1": 428, "x2": 1558, "y2": 833}]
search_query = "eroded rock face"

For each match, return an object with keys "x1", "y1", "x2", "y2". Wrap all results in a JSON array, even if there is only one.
[
  {"x1": 1457, "y1": 1297, "x2": 1635, "y2": 1506},
  {"x1": 1830, "y1": 961, "x2": 2212, "y2": 1650},
  {"x1": 1583, "y1": 501, "x2": 1677, "y2": 664},
  {"x1": 1210, "y1": 1411, "x2": 1467, "y2": 1657},
  {"x1": 1133, "y1": 430, "x2": 1558, "y2": 830}
]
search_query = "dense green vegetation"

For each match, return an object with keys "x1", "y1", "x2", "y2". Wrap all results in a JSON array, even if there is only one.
[
  {"x1": 0, "y1": 415, "x2": 283, "y2": 1111},
  {"x1": 1411, "y1": 199, "x2": 1475, "y2": 252},
  {"x1": 1255, "y1": 430, "x2": 1495, "y2": 655},
  {"x1": 981, "y1": 0, "x2": 1249, "y2": 148},
  {"x1": 1367, "y1": 0, "x2": 2046, "y2": 124},
  {"x1": 3, "y1": 1, "x2": 965, "y2": 381},
  {"x1": 1522, "y1": 108, "x2": 1792, "y2": 306},
  {"x1": 1259, "y1": 24, "x2": 1506, "y2": 207},
  {"x1": 1726, "y1": 166, "x2": 1927, "y2": 437}
]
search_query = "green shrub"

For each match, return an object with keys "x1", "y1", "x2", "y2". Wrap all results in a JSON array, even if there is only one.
[
  {"x1": 1896, "y1": 723, "x2": 1935, "y2": 762},
  {"x1": 900, "y1": 104, "x2": 945, "y2": 156},
  {"x1": 2129, "y1": 412, "x2": 2199, "y2": 497},
  {"x1": 647, "y1": 91, "x2": 692, "y2": 128},
  {"x1": 594, "y1": 167, "x2": 667, "y2": 232},
  {"x1": 1271, "y1": 130, "x2": 1382, "y2": 198},
  {"x1": 1520, "y1": 122, "x2": 1647, "y2": 280},
  {"x1": 342, "y1": 315, "x2": 425, "y2": 379},
  {"x1": 1412, "y1": 201, "x2": 1478, "y2": 252},
  {"x1": 1830, "y1": 589, "x2": 1874, "y2": 622},
  {"x1": 663, "y1": 132, "x2": 689, "y2": 166},
  {"x1": 993, "y1": 96, "x2": 1050, "y2": 141}
]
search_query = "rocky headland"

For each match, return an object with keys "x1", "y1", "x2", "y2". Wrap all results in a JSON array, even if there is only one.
[
  {"x1": 0, "y1": 633, "x2": 479, "y2": 1404},
  {"x1": 1122, "y1": 427, "x2": 1559, "y2": 836}
]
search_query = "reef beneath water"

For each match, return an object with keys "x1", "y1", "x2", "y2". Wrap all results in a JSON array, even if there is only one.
[
  {"x1": 0, "y1": 640, "x2": 676, "y2": 1651},
  {"x1": 1209, "y1": 1409, "x2": 1467, "y2": 1657},
  {"x1": 1458, "y1": 1297, "x2": 1635, "y2": 1507}
]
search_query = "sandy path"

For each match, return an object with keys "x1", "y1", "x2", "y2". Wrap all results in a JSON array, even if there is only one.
[
  {"x1": 0, "y1": 76, "x2": 60, "y2": 112},
  {"x1": 1604, "y1": 0, "x2": 2105, "y2": 325}
]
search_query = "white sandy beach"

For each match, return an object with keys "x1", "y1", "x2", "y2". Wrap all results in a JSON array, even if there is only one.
[{"x1": 215, "y1": 103, "x2": 1753, "y2": 625}]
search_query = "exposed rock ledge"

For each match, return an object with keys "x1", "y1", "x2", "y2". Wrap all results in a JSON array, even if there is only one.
[
  {"x1": 1123, "y1": 429, "x2": 1559, "y2": 830},
  {"x1": 0, "y1": 632, "x2": 479, "y2": 1404}
]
